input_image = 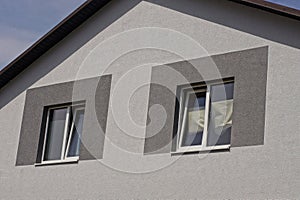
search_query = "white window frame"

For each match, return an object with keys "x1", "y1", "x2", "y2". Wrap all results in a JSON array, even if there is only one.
[
  {"x1": 39, "y1": 103, "x2": 85, "y2": 165},
  {"x1": 174, "y1": 80, "x2": 233, "y2": 153}
]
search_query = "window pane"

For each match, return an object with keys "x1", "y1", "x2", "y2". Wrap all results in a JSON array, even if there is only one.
[
  {"x1": 67, "y1": 109, "x2": 84, "y2": 157},
  {"x1": 44, "y1": 108, "x2": 67, "y2": 161},
  {"x1": 182, "y1": 91, "x2": 206, "y2": 146},
  {"x1": 207, "y1": 82, "x2": 234, "y2": 146}
]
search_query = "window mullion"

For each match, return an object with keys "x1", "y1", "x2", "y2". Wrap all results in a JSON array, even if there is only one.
[
  {"x1": 202, "y1": 85, "x2": 211, "y2": 149},
  {"x1": 61, "y1": 106, "x2": 71, "y2": 160}
]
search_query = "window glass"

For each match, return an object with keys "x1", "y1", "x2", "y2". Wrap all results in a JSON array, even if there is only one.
[
  {"x1": 182, "y1": 90, "x2": 206, "y2": 146},
  {"x1": 42, "y1": 104, "x2": 85, "y2": 163},
  {"x1": 176, "y1": 80, "x2": 234, "y2": 153},
  {"x1": 44, "y1": 108, "x2": 67, "y2": 161},
  {"x1": 207, "y1": 82, "x2": 234, "y2": 146},
  {"x1": 67, "y1": 109, "x2": 84, "y2": 157}
]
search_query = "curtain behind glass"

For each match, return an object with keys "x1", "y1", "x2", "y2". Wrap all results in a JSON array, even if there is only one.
[
  {"x1": 182, "y1": 91, "x2": 206, "y2": 146},
  {"x1": 207, "y1": 82, "x2": 234, "y2": 146}
]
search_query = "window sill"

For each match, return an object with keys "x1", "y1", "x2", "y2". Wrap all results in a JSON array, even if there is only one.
[
  {"x1": 35, "y1": 158, "x2": 79, "y2": 167},
  {"x1": 171, "y1": 145, "x2": 230, "y2": 155}
]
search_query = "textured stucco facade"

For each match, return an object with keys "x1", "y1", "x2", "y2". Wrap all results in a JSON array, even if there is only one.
[{"x1": 0, "y1": 0, "x2": 300, "y2": 199}]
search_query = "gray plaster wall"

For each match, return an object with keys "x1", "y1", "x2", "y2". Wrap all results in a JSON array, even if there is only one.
[{"x1": 0, "y1": 0, "x2": 300, "y2": 199}]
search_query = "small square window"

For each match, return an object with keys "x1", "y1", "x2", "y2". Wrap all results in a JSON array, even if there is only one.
[
  {"x1": 175, "y1": 80, "x2": 234, "y2": 153},
  {"x1": 40, "y1": 103, "x2": 85, "y2": 164}
]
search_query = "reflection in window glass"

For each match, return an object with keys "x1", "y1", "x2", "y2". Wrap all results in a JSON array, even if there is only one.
[
  {"x1": 44, "y1": 108, "x2": 67, "y2": 161},
  {"x1": 67, "y1": 109, "x2": 84, "y2": 157},
  {"x1": 182, "y1": 91, "x2": 206, "y2": 146}
]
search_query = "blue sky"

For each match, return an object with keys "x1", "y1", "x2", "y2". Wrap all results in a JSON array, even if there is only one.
[
  {"x1": 0, "y1": 0, "x2": 85, "y2": 69},
  {"x1": 0, "y1": 0, "x2": 299, "y2": 70},
  {"x1": 267, "y1": 0, "x2": 300, "y2": 9}
]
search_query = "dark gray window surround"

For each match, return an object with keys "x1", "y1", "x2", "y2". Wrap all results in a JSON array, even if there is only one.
[
  {"x1": 16, "y1": 75, "x2": 112, "y2": 166},
  {"x1": 144, "y1": 46, "x2": 268, "y2": 154}
]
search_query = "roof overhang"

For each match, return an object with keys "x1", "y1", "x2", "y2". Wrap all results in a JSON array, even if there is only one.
[{"x1": 0, "y1": 0, "x2": 299, "y2": 90}]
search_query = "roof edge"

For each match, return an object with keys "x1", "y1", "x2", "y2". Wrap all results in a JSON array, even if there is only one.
[
  {"x1": 0, "y1": 0, "x2": 111, "y2": 89},
  {"x1": 230, "y1": 0, "x2": 300, "y2": 20}
]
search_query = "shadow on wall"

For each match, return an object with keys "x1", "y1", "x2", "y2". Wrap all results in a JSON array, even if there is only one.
[
  {"x1": 147, "y1": 0, "x2": 300, "y2": 49},
  {"x1": 0, "y1": 0, "x2": 299, "y2": 109},
  {"x1": 0, "y1": 0, "x2": 142, "y2": 110}
]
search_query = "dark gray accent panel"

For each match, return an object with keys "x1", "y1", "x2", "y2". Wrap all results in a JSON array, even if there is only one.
[
  {"x1": 144, "y1": 84, "x2": 177, "y2": 154},
  {"x1": 16, "y1": 75, "x2": 112, "y2": 166},
  {"x1": 144, "y1": 46, "x2": 268, "y2": 154}
]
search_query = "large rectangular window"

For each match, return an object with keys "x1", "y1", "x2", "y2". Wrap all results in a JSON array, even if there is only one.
[
  {"x1": 175, "y1": 80, "x2": 234, "y2": 153},
  {"x1": 41, "y1": 103, "x2": 85, "y2": 164}
]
